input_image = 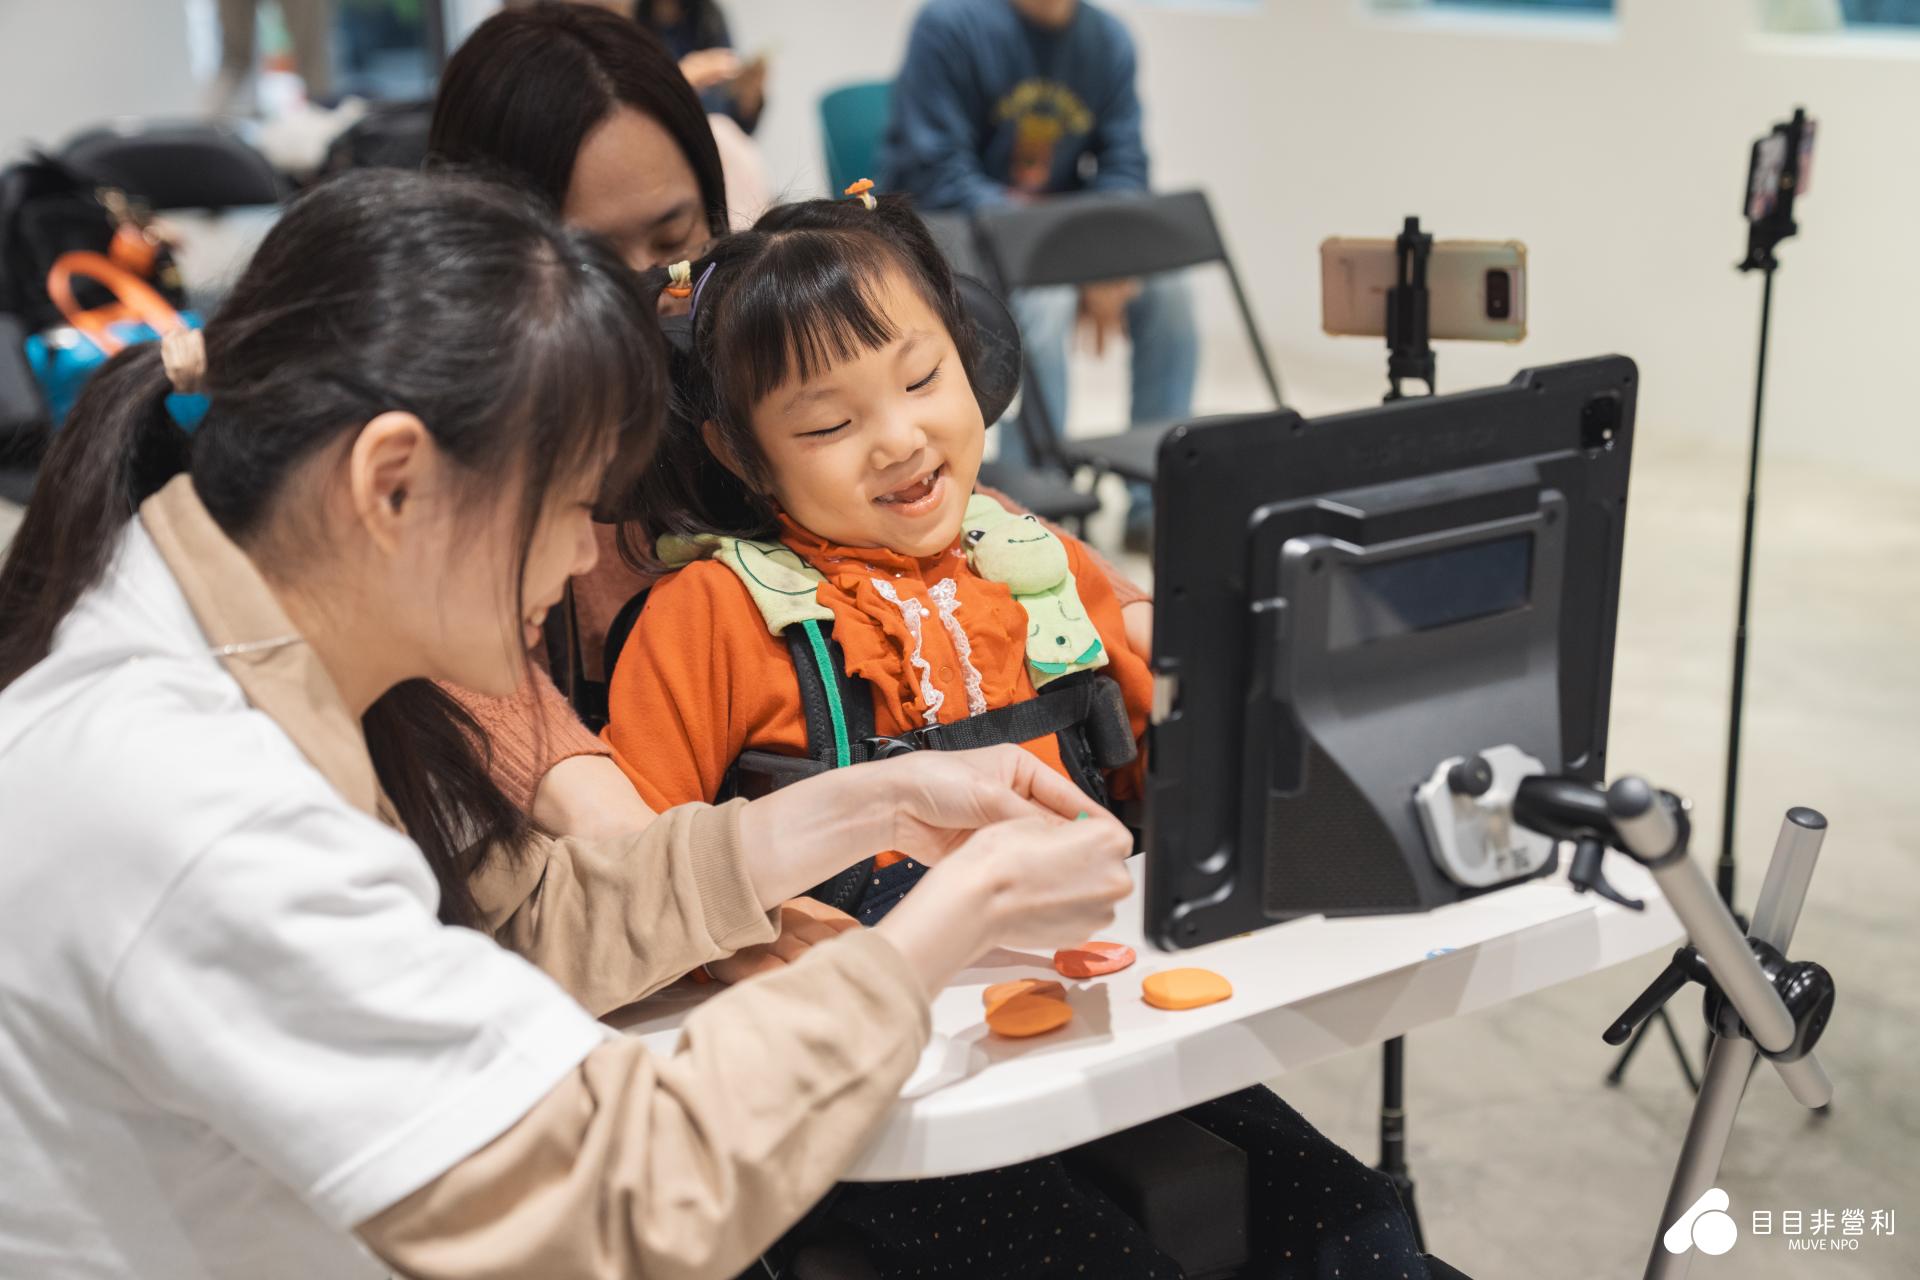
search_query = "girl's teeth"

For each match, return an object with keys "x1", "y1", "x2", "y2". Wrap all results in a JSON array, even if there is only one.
[{"x1": 882, "y1": 469, "x2": 938, "y2": 504}]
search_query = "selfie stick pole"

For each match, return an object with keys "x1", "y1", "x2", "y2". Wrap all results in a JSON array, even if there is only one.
[
  {"x1": 1720, "y1": 106, "x2": 1807, "y2": 915},
  {"x1": 1608, "y1": 108, "x2": 1811, "y2": 1095}
]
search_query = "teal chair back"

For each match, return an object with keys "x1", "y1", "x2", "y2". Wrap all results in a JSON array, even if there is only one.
[{"x1": 818, "y1": 81, "x2": 893, "y2": 197}]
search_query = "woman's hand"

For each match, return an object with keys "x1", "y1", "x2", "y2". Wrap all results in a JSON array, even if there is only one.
[
  {"x1": 704, "y1": 898, "x2": 860, "y2": 984},
  {"x1": 876, "y1": 811, "x2": 1134, "y2": 998},
  {"x1": 883, "y1": 746, "x2": 1101, "y2": 860},
  {"x1": 736, "y1": 746, "x2": 1100, "y2": 907}
]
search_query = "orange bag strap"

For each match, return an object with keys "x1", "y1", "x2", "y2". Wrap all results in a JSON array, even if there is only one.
[{"x1": 46, "y1": 250, "x2": 187, "y2": 356}]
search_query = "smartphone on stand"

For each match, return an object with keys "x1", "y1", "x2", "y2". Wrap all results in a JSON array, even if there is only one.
[{"x1": 1320, "y1": 237, "x2": 1528, "y2": 343}]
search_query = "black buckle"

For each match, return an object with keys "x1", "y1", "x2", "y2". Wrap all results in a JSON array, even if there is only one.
[{"x1": 861, "y1": 735, "x2": 920, "y2": 760}]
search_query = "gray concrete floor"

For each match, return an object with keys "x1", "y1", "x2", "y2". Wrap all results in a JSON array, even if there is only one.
[{"x1": 4, "y1": 417, "x2": 1913, "y2": 1279}]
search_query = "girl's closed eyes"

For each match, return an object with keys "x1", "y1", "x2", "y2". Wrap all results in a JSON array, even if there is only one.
[{"x1": 796, "y1": 363, "x2": 945, "y2": 441}]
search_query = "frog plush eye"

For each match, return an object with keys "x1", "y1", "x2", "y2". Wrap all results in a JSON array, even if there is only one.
[
  {"x1": 965, "y1": 528, "x2": 988, "y2": 544},
  {"x1": 1022, "y1": 514, "x2": 1039, "y2": 523}
]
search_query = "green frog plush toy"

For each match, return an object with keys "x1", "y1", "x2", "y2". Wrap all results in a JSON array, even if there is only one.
[{"x1": 961, "y1": 495, "x2": 1107, "y2": 688}]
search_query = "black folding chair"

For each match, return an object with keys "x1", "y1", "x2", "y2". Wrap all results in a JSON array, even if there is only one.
[
  {"x1": 971, "y1": 189, "x2": 1283, "y2": 489},
  {"x1": 913, "y1": 210, "x2": 1100, "y2": 527}
]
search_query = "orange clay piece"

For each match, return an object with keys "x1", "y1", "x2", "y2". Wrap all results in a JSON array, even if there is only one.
[
  {"x1": 1052, "y1": 940, "x2": 1136, "y2": 979},
  {"x1": 985, "y1": 992, "x2": 1074, "y2": 1038},
  {"x1": 983, "y1": 978, "x2": 1067, "y2": 1011},
  {"x1": 1141, "y1": 968, "x2": 1233, "y2": 1011},
  {"x1": 844, "y1": 178, "x2": 875, "y2": 196}
]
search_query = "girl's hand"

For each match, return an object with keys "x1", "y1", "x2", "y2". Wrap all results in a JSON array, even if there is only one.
[{"x1": 704, "y1": 898, "x2": 860, "y2": 984}]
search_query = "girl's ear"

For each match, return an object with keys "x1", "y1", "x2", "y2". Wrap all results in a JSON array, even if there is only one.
[{"x1": 699, "y1": 418, "x2": 757, "y2": 491}]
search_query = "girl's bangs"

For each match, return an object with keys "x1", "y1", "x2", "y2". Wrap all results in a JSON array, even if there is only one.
[{"x1": 721, "y1": 232, "x2": 926, "y2": 417}]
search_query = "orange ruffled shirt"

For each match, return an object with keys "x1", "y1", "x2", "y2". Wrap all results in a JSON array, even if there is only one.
[{"x1": 603, "y1": 513, "x2": 1153, "y2": 852}]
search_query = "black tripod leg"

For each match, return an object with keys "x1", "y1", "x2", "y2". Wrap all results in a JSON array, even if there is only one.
[
  {"x1": 1607, "y1": 1007, "x2": 1698, "y2": 1091},
  {"x1": 1657, "y1": 1007, "x2": 1701, "y2": 1093},
  {"x1": 1378, "y1": 1036, "x2": 1424, "y2": 1251}
]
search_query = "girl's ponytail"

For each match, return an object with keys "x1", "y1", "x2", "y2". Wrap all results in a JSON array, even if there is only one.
[{"x1": 0, "y1": 344, "x2": 190, "y2": 689}]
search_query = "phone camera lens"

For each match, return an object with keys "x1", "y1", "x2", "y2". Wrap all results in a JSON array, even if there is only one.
[{"x1": 1485, "y1": 269, "x2": 1512, "y2": 321}]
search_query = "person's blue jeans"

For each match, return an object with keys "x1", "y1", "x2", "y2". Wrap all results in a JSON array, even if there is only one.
[{"x1": 1005, "y1": 271, "x2": 1198, "y2": 524}]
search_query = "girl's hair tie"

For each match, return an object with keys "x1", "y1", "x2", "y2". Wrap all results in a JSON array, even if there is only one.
[
  {"x1": 665, "y1": 259, "x2": 694, "y2": 299},
  {"x1": 844, "y1": 178, "x2": 877, "y2": 210}
]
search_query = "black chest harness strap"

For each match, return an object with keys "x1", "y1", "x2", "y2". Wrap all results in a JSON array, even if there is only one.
[{"x1": 720, "y1": 618, "x2": 1137, "y2": 912}]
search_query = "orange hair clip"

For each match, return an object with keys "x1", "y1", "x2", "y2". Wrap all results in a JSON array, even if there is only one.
[
  {"x1": 844, "y1": 178, "x2": 877, "y2": 210},
  {"x1": 664, "y1": 259, "x2": 694, "y2": 299}
]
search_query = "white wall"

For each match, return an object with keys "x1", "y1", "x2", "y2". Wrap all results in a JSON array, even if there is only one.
[
  {"x1": 0, "y1": 2, "x2": 200, "y2": 153},
  {"x1": 729, "y1": 0, "x2": 1920, "y2": 473}
]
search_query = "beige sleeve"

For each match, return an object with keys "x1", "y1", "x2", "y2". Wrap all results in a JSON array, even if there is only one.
[
  {"x1": 469, "y1": 799, "x2": 779, "y2": 1016},
  {"x1": 358, "y1": 927, "x2": 929, "y2": 1280}
]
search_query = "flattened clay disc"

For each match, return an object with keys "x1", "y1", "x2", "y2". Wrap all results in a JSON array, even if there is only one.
[
  {"x1": 1052, "y1": 940, "x2": 1136, "y2": 978},
  {"x1": 986, "y1": 993, "x2": 1075, "y2": 1038},
  {"x1": 1142, "y1": 968, "x2": 1233, "y2": 1011},
  {"x1": 983, "y1": 978, "x2": 1068, "y2": 1011}
]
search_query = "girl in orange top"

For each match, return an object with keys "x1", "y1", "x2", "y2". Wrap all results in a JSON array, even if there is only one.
[
  {"x1": 602, "y1": 192, "x2": 1438, "y2": 1280},
  {"x1": 603, "y1": 192, "x2": 1152, "y2": 922}
]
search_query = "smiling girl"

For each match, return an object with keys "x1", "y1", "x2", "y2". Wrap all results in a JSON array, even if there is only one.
[
  {"x1": 602, "y1": 194, "x2": 1152, "y2": 921},
  {"x1": 598, "y1": 193, "x2": 1434, "y2": 1279}
]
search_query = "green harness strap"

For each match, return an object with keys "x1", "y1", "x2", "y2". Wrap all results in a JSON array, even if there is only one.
[{"x1": 799, "y1": 618, "x2": 851, "y2": 769}]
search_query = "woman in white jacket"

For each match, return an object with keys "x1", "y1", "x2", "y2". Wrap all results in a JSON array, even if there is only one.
[{"x1": 0, "y1": 168, "x2": 1131, "y2": 1279}]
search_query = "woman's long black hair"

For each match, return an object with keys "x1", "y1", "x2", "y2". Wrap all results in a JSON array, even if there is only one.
[
  {"x1": 617, "y1": 194, "x2": 990, "y2": 570},
  {"x1": 0, "y1": 168, "x2": 663, "y2": 928},
  {"x1": 428, "y1": 1, "x2": 730, "y2": 243}
]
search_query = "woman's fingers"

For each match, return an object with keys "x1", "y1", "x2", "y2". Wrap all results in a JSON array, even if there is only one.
[
  {"x1": 988, "y1": 745, "x2": 1105, "y2": 822},
  {"x1": 932, "y1": 745, "x2": 1100, "y2": 826},
  {"x1": 874, "y1": 813, "x2": 1134, "y2": 998},
  {"x1": 948, "y1": 814, "x2": 1133, "y2": 953}
]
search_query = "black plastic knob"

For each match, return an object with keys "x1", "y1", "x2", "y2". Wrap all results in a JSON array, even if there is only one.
[{"x1": 1448, "y1": 756, "x2": 1494, "y2": 798}]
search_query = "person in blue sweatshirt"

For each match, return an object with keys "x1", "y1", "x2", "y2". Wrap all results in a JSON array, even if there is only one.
[{"x1": 878, "y1": 0, "x2": 1197, "y2": 539}]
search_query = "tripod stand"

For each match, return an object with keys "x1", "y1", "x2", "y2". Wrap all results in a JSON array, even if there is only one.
[
  {"x1": 1608, "y1": 106, "x2": 1816, "y2": 1095},
  {"x1": 1510, "y1": 775, "x2": 1834, "y2": 1278}
]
